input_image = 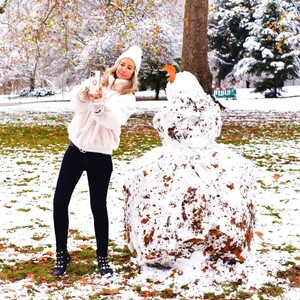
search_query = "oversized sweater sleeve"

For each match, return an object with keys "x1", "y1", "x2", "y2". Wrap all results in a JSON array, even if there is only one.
[
  {"x1": 91, "y1": 93, "x2": 136, "y2": 130},
  {"x1": 70, "y1": 79, "x2": 90, "y2": 112}
]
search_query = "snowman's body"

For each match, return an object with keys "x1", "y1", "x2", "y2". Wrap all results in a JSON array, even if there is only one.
[{"x1": 124, "y1": 72, "x2": 255, "y2": 267}]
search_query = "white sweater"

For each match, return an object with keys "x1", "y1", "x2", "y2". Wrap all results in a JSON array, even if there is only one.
[{"x1": 67, "y1": 76, "x2": 136, "y2": 154}]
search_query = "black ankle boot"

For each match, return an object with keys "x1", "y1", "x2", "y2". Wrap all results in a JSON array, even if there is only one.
[
  {"x1": 98, "y1": 256, "x2": 113, "y2": 276},
  {"x1": 53, "y1": 251, "x2": 71, "y2": 276}
]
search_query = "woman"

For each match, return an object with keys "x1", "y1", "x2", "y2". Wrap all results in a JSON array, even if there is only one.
[{"x1": 53, "y1": 46, "x2": 142, "y2": 276}]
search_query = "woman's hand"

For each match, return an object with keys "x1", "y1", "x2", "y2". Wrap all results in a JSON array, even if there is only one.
[{"x1": 84, "y1": 88, "x2": 103, "y2": 101}]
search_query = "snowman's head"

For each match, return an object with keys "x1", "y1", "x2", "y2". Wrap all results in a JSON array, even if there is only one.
[{"x1": 165, "y1": 71, "x2": 205, "y2": 101}]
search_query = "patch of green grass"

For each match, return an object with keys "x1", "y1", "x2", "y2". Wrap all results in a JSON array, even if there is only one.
[
  {"x1": 114, "y1": 114, "x2": 162, "y2": 159},
  {"x1": 236, "y1": 291, "x2": 254, "y2": 299},
  {"x1": 0, "y1": 124, "x2": 68, "y2": 154},
  {"x1": 17, "y1": 207, "x2": 31, "y2": 212},
  {"x1": 0, "y1": 114, "x2": 161, "y2": 158},
  {"x1": 261, "y1": 205, "x2": 282, "y2": 219},
  {"x1": 0, "y1": 246, "x2": 98, "y2": 284},
  {"x1": 1, "y1": 112, "x2": 299, "y2": 165},
  {"x1": 277, "y1": 264, "x2": 300, "y2": 287},
  {"x1": 258, "y1": 282, "x2": 284, "y2": 297},
  {"x1": 218, "y1": 122, "x2": 300, "y2": 145},
  {"x1": 68, "y1": 229, "x2": 93, "y2": 241},
  {"x1": 31, "y1": 233, "x2": 46, "y2": 241},
  {"x1": 37, "y1": 205, "x2": 51, "y2": 211},
  {"x1": 282, "y1": 245, "x2": 298, "y2": 254},
  {"x1": 7, "y1": 225, "x2": 34, "y2": 232},
  {"x1": 0, "y1": 242, "x2": 136, "y2": 286},
  {"x1": 158, "y1": 288, "x2": 179, "y2": 298}
]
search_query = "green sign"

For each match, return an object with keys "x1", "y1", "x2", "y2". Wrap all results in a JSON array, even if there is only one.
[{"x1": 213, "y1": 88, "x2": 237, "y2": 99}]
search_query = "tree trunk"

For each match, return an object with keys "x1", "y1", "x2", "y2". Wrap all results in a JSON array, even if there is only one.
[{"x1": 181, "y1": 0, "x2": 213, "y2": 95}]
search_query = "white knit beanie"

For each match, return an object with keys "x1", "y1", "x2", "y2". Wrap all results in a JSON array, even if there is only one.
[{"x1": 116, "y1": 46, "x2": 142, "y2": 74}]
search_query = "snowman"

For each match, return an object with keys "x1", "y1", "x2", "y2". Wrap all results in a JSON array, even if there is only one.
[{"x1": 123, "y1": 70, "x2": 255, "y2": 269}]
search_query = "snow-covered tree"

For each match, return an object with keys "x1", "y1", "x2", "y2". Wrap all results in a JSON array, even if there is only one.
[
  {"x1": 74, "y1": 1, "x2": 183, "y2": 88},
  {"x1": 0, "y1": 0, "x2": 183, "y2": 93},
  {"x1": 208, "y1": 0, "x2": 257, "y2": 86},
  {"x1": 235, "y1": 0, "x2": 300, "y2": 97},
  {"x1": 0, "y1": 0, "x2": 83, "y2": 92}
]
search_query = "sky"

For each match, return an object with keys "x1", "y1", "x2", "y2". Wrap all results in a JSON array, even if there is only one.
[{"x1": 0, "y1": 86, "x2": 299, "y2": 299}]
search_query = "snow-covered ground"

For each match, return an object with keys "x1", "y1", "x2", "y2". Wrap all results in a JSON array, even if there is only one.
[{"x1": 0, "y1": 87, "x2": 299, "y2": 299}]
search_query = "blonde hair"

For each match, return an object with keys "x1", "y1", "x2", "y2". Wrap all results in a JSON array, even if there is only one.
[{"x1": 102, "y1": 60, "x2": 139, "y2": 95}]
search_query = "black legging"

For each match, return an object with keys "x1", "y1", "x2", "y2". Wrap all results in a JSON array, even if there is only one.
[{"x1": 53, "y1": 145, "x2": 113, "y2": 257}]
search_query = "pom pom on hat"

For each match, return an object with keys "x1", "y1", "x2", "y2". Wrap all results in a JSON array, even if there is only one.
[{"x1": 116, "y1": 46, "x2": 142, "y2": 74}]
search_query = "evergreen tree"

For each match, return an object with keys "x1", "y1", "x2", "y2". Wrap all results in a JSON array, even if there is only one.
[
  {"x1": 236, "y1": 0, "x2": 300, "y2": 97},
  {"x1": 208, "y1": 0, "x2": 257, "y2": 86}
]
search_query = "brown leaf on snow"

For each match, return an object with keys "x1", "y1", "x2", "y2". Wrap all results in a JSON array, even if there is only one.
[
  {"x1": 209, "y1": 261, "x2": 217, "y2": 269},
  {"x1": 163, "y1": 175, "x2": 172, "y2": 182},
  {"x1": 222, "y1": 237, "x2": 232, "y2": 252},
  {"x1": 81, "y1": 276, "x2": 88, "y2": 285},
  {"x1": 141, "y1": 217, "x2": 149, "y2": 224},
  {"x1": 139, "y1": 290, "x2": 158, "y2": 297},
  {"x1": 169, "y1": 268, "x2": 183, "y2": 278},
  {"x1": 227, "y1": 183, "x2": 235, "y2": 190},
  {"x1": 255, "y1": 231, "x2": 263, "y2": 239},
  {"x1": 101, "y1": 287, "x2": 119, "y2": 295},
  {"x1": 24, "y1": 284, "x2": 34, "y2": 289},
  {"x1": 232, "y1": 247, "x2": 246, "y2": 262},
  {"x1": 209, "y1": 225, "x2": 221, "y2": 236},
  {"x1": 273, "y1": 173, "x2": 281, "y2": 182},
  {"x1": 260, "y1": 249, "x2": 270, "y2": 253},
  {"x1": 123, "y1": 272, "x2": 138, "y2": 279}
]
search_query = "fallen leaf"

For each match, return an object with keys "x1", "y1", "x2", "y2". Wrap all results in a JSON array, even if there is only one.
[
  {"x1": 141, "y1": 218, "x2": 149, "y2": 224},
  {"x1": 227, "y1": 183, "x2": 235, "y2": 190},
  {"x1": 260, "y1": 249, "x2": 270, "y2": 253},
  {"x1": 139, "y1": 290, "x2": 158, "y2": 297},
  {"x1": 273, "y1": 173, "x2": 280, "y2": 182},
  {"x1": 209, "y1": 261, "x2": 217, "y2": 269},
  {"x1": 26, "y1": 273, "x2": 35, "y2": 280},
  {"x1": 0, "y1": 244, "x2": 6, "y2": 252},
  {"x1": 255, "y1": 231, "x2": 263, "y2": 239},
  {"x1": 101, "y1": 287, "x2": 119, "y2": 295},
  {"x1": 232, "y1": 247, "x2": 246, "y2": 262},
  {"x1": 81, "y1": 276, "x2": 88, "y2": 285}
]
